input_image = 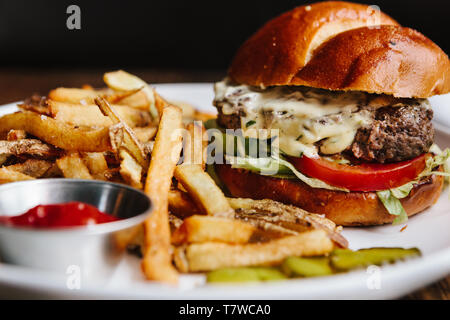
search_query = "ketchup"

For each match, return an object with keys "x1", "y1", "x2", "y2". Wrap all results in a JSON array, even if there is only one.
[{"x1": 0, "y1": 202, "x2": 119, "y2": 228}]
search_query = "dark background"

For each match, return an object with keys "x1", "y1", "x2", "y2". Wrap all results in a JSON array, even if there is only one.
[
  {"x1": 1, "y1": 0, "x2": 449, "y2": 71},
  {"x1": 0, "y1": 0, "x2": 449, "y2": 299}
]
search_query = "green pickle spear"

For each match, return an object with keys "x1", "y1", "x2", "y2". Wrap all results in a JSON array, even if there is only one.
[
  {"x1": 330, "y1": 247, "x2": 421, "y2": 271},
  {"x1": 281, "y1": 257, "x2": 333, "y2": 277},
  {"x1": 207, "y1": 267, "x2": 287, "y2": 283}
]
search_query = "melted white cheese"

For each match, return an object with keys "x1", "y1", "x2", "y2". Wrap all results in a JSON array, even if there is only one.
[{"x1": 214, "y1": 79, "x2": 375, "y2": 157}]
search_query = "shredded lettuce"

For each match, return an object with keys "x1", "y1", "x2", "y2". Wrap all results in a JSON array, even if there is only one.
[
  {"x1": 377, "y1": 146, "x2": 450, "y2": 224},
  {"x1": 376, "y1": 190, "x2": 408, "y2": 225}
]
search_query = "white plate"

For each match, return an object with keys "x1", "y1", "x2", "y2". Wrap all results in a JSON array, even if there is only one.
[{"x1": 0, "y1": 83, "x2": 449, "y2": 300}]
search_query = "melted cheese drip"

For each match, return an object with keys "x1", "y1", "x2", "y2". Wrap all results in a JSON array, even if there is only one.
[{"x1": 214, "y1": 79, "x2": 374, "y2": 157}]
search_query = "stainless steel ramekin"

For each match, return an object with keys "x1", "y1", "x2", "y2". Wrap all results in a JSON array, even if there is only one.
[{"x1": 0, "y1": 179, "x2": 152, "y2": 280}]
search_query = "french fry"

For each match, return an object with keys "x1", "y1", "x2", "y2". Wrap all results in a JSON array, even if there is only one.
[
  {"x1": 174, "y1": 229, "x2": 334, "y2": 272},
  {"x1": 168, "y1": 189, "x2": 202, "y2": 218},
  {"x1": 133, "y1": 127, "x2": 157, "y2": 143},
  {"x1": 48, "y1": 87, "x2": 98, "y2": 104},
  {"x1": 18, "y1": 103, "x2": 50, "y2": 115},
  {"x1": 48, "y1": 101, "x2": 151, "y2": 128},
  {"x1": 95, "y1": 97, "x2": 148, "y2": 169},
  {"x1": 142, "y1": 105, "x2": 183, "y2": 283},
  {"x1": 49, "y1": 86, "x2": 150, "y2": 110},
  {"x1": 6, "y1": 129, "x2": 26, "y2": 141},
  {"x1": 169, "y1": 213, "x2": 184, "y2": 232},
  {"x1": 103, "y1": 70, "x2": 158, "y2": 117},
  {"x1": 82, "y1": 152, "x2": 109, "y2": 180},
  {"x1": 40, "y1": 163, "x2": 63, "y2": 178},
  {"x1": 174, "y1": 164, "x2": 234, "y2": 218},
  {"x1": 172, "y1": 215, "x2": 256, "y2": 245},
  {"x1": 229, "y1": 198, "x2": 348, "y2": 248},
  {"x1": 170, "y1": 101, "x2": 196, "y2": 119},
  {"x1": 104, "y1": 70, "x2": 147, "y2": 92},
  {"x1": 154, "y1": 91, "x2": 171, "y2": 115},
  {"x1": 0, "y1": 167, "x2": 34, "y2": 184},
  {"x1": 183, "y1": 121, "x2": 207, "y2": 168},
  {"x1": 0, "y1": 139, "x2": 61, "y2": 158},
  {"x1": 167, "y1": 192, "x2": 324, "y2": 240},
  {"x1": 119, "y1": 149, "x2": 143, "y2": 189},
  {"x1": 107, "y1": 89, "x2": 150, "y2": 111},
  {"x1": 0, "y1": 111, "x2": 111, "y2": 152},
  {"x1": 56, "y1": 152, "x2": 93, "y2": 179},
  {"x1": 6, "y1": 159, "x2": 54, "y2": 178}
]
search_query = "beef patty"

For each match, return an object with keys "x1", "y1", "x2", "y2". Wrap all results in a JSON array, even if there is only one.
[
  {"x1": 216, "y1": 104, "x2": 434, "y2": 163},
  {"x1": 350, "y1": 105, "x2": 434, "y2": 163}
]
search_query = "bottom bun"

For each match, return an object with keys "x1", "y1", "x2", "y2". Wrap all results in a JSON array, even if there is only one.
[{"x1": 216, "y1": 164, "x2": 444, "y2": 226}]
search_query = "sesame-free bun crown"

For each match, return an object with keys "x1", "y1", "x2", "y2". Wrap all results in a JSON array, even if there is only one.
[{"x1": 228, "y1": 1, "x2": 450, "y2": 98}]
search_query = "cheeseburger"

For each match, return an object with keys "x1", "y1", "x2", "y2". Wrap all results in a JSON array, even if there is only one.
[{"x1": 211, "y1": 1, "x2": 450, "y2": 226}]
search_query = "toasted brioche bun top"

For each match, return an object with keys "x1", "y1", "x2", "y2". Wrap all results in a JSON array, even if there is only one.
[{"x1": 229, "y1": 1, "x2": 450, "y2": 98}]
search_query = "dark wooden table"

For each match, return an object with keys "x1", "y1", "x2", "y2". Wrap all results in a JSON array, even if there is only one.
[{"x1": 0, "y1": 68, "x2": 448, "y2": 300}]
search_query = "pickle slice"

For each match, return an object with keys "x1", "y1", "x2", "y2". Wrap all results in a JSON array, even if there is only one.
[
  {"x1": 281, "y1": 257, "x2": 333, "y2": 277},
  {"x1": 330, "y1": 247, "x2": 421, "y2": 271},
  {"x1": 207, "y1": 267, "x2": 287, "y2": 283}
]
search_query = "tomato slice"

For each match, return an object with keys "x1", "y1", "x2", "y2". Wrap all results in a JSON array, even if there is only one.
[{"x1": 287, "y1": 154, "x2": 427, "y2": 192}]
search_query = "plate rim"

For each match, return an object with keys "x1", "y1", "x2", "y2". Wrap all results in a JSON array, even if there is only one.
[{"x1": 0, "y1": 84, "x2": 449, "y2": 299}]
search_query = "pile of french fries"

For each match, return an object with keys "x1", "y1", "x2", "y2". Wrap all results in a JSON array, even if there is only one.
[{"x1": 0, "y1": 70, "x2": 347, "y2": 284}]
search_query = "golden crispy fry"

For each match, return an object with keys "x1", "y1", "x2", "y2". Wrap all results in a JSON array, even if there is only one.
[
  {"x1": 168, "y1": 189, "x2": 202, "y2": 218},
  {"x1": 133, "y1": 127, "x2": 157, "y2": 143},
  {"x1": 107, "y1": 89, "x2": 150, "y2": 111},
  {"x1": 154, "y1": 91, "x2": 170, "y2": 116},
  {"x1": 82, "y1": 152, "x2": 109, "y2": 180},
  {"x1": 17, "y1": 103, "x2": 50, "y2": 115},
  {"x1": 7, "y1": 159, "x2": 54, "y2": 178},
  {"x1": 249, "y1": 221, "x2": 299, "y2": 240},
  {"x1": 48, "y1": 87, "x2": 98, "y2": 104},
  {"x1": 0, "y1": 167, "x2": 34, "y2": 184},
  {"x1": 169, "y1": 213, "x2": 184, "y2": 232},
  {"x1": 56, "y1": 152, "x2": 93, "y2": 179},
  {"x1": 229, "y1": 198, "x2": 348, "y2": 248},
  {"x1": 49, "y1": 86, "x2": 149, "y2": 110},
  {"x1": 0, "y1": 111, "x2": 111, "y2": 152},
  {"x1": 104, "y1": 70, "x2": 147, "y2": 92},
  {"x1": 172, "y1": 215, "x2": 256, "y2": 245},
  {"x1": 174, "y1": 164, "x2": 234, "y2": 218},
  {"x1": 7, "y1": 129, "x2": 27, "y2": 141},
  {"x1": 174, "y1": 230, "x2": 334, "y2": 272},
  {"x1": 142, "y1": 105, "x2": 183, "y2": 283},
  {"x1": 40, "y1": 163, "x2": 63, "y2": 178},
  {"x1": 103, "y1": 70, "x2": 157, "y2": 117},
  {"x1": 48, "y1": 101, "x2": 151, "y2": 128},
  {"x1": 95, "y1": 98, "x2": 148, "y2": 169},
  {"x1": 183, "y1": 122, "x2": 206, "y2": 168},
  {"x1": 0, "y1": 139, "x2": 61, "y2": 158},
  {"x1": 170, "y1": 101, "x2": 196, "y2": 119},
  {"x1": 119, "y1": 149, "x2": 142, "y2": 189}
]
